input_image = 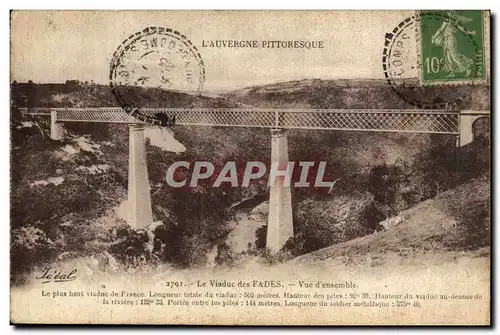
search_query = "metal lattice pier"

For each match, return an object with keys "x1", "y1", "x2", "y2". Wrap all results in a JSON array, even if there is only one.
[{"x1": 21, "y1": 107, "x2": 465, "y2": 135}]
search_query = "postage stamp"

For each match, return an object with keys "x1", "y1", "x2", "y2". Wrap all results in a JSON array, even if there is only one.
[
  {"x1": 109, "y1": 26, "x2": 205, "y2": 124},
  {"x1": 419, "y1": 10, "x2": 486, "y2": 84},
  {"x1": 382, "y1": 11, "x2": 488, "y2": 109}
]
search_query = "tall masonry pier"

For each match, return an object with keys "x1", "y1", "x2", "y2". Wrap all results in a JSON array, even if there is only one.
[
  {"x1": 127, "y1": 124, "x2": 154, "y2": 229},
  {"x1": 267, "y1": 128, "x2": 294, "y2": 253},
  {"x1": 50, "y1": 110, "x2": 65, "y2": 140}
]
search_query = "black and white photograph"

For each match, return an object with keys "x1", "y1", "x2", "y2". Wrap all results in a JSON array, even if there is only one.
[{"x1": 9, "y1": 10, "x2": 491, "y2": 325}]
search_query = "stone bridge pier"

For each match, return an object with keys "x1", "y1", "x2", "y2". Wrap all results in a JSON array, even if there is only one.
[
  {"x1": 127, "y1": 124, "x2": 154, "y2": 229},
  {"x1": 50, "y1": 110, "x2": 65, "y2": 141},
  {"x1": 267, "y1": 128, "x2": 294, "y2": 254}
]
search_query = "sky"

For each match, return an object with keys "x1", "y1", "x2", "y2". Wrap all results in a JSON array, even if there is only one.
[{"x1": 10, "y1": 10, "x2": 416, "y2": 90}]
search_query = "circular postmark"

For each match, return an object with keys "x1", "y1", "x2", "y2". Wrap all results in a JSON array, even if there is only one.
[
  {"x1": 382, "y1": 11, "x2": 484, "y2": 109},
  {"x1": 110, "y1": 26, "x2": 205, "y2": 124}
]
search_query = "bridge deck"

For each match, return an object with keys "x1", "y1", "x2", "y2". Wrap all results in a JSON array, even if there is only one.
[{"x1": 18, "y1": 107, "x2": 483, "y2": 135}]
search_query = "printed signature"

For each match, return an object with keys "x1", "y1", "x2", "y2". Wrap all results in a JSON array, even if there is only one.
[{"x1": 35, "y1": 267, "x2": 77, "y2": 284}]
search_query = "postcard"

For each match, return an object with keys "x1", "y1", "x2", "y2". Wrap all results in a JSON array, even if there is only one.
[{"x1": 10, "y1": 10, "x2": 490, "y2": 325}]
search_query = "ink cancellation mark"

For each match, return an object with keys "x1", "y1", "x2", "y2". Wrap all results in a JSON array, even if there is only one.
[
  {"x1": 109, "y1": 27, "x2": 205, "y2": 125},
  {"x1": 382, "y1": 11, "x2": 486, "y2": 109}
]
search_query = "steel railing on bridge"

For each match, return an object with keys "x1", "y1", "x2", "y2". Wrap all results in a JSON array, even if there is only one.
[{"x1": 20, "y1": 107, "x2": 465, "y2": 135}]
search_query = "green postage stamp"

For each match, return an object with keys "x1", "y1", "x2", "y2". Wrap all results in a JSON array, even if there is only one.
[{"x1": 419, "y1": 10, "x2": 486, "y2": 84}]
